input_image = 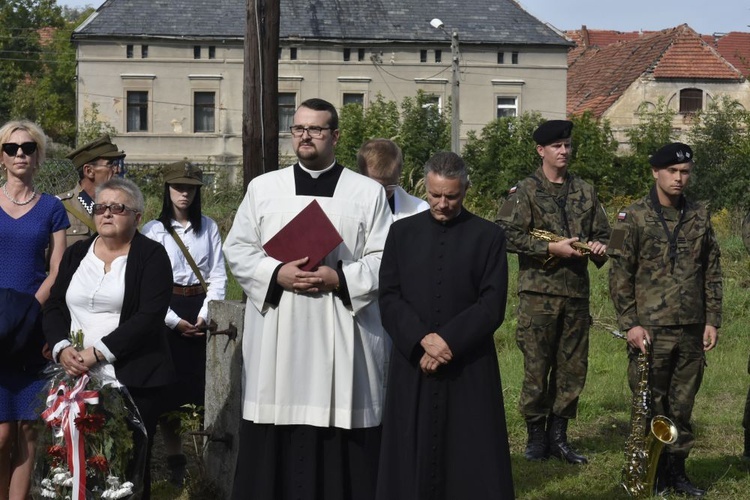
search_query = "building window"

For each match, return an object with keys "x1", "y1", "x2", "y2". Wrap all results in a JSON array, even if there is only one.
[
  {"x1": 358, "y1": 48, "x2": 365, "y2": 61},
  {"x1": 141, "y1": 45, "x2": 148, "y2": 58},
  {"x1": 680, "y1": 88, "x2": 703, "y2": 113},
  {"x1": 126, "y1": 91, "x2": 148, "y2": 132},
  {"x1": 343, "y1": 93, "x2": 364, "y2": 107},
  {"x1": 435, "y1": 50, "x2": 442, "y2": 63},
  {"x1": 126, "y1": 44, "x2": 133, "y2": 59},
  {"x1": 497, "y1": 52, "x2": 504, "y2": 64},
  {"x1": 422, "y1": 94, "x2": 442, "y2": 112},
  {"x1": 279, "y1": 93, "x2": 296, "y2": 133},
  {"x1": 343, "y1": 48, "x2": 351, "y2": 62},
  {"x1": 208, "y1": 46, "x2": 216, "y2": 59},
  {"x1": 194, "y1": 46, "x2": 201, "y2": 59},
  {"x1": 496, "y1": 96, "x2": 518, "y2": 118},
  {"x1": 290, "y1": 47, "x2": 297, "y2": 60},
  {"x1": 420, "y1": 50, "x2": 427, "y2": 63},
  {"x1": 194, "y1": 92, "x2": 215, "y2": 133},
  {"x1": 511, "y1": 51, "x2": 519, "y2": 64}
]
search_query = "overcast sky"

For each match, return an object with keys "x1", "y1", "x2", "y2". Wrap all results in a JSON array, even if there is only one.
[{"x1": 58, "y1": 0, "x2": 750, "y2": 35}]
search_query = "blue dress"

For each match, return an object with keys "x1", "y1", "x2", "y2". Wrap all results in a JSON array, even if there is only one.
[{"x1": 0, "y1": 193, "x2": 69, "y2": 420}]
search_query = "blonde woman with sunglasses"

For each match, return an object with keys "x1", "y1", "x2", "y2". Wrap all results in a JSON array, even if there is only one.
[{"x1": 0, "y1": 120, "x2": 68, "y2": 500}]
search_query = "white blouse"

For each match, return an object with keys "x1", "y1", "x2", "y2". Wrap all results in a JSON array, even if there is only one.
[
  {"x1": 53, "y1": 238, "x2": 127, "y2": 380},
  {"x1": 141, "y1": 215, "x2": 227, "y2": 328}
]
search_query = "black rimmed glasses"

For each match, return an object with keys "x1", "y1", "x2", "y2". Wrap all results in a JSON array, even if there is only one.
[
  {"x1": 289, "y1": 125, "x2": 331, "y2": 138},
  {"x1": 2, "y1": 142, "x2": 37, "y2": 157},
  {"x1": 92, "y1": 203, "x2": 139, "y2": 215}
]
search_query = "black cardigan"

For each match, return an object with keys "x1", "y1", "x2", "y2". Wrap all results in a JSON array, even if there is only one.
[{"x1": 43, "y1": 231, "x2": 176, "y2": 388}]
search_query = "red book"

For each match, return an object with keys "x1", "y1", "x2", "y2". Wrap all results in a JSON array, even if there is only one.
[{"x1": 263, "y1": 200, "x2": 343, "y2": 271}]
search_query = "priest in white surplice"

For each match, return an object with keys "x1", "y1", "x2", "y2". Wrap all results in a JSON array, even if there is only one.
[
  {"x1": 357, "y1": 138, "x2": 429, "y2": 221},
  {"x1": 223, "y1": 98, "x2": 392, "y2": 500}
]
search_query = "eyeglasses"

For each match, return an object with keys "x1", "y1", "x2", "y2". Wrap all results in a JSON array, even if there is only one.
[
  {"x1": 2, "y1": 142, "x2": 37, "y2": 157},
  {"x1": 93, "y1": 161, "x2": 118, "y2": 170},
  {"x1": 289, "y1": 125, "x2": 331, "y2": 138},
  {"x1": 92, "y1": 203, "x2": 139, "y2": 215}
]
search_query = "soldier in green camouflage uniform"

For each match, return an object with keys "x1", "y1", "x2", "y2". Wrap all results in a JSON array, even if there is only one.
[
  {"x1": 742, "y1": 212, "x2": 750, "y2": 460},
  {"x1": 608, "y1": 143, "x2": 721, "y2": 498},
  {"x1": 495, "y1": 120, "x2": 611, "y2": 464}
]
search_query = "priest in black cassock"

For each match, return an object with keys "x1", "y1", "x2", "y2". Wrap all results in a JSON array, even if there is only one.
[{"x1": 376, "y1": 152, "x2": 515, "y2": 499}]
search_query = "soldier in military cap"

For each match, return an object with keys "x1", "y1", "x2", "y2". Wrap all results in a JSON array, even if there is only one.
[
  {"x1": 495, "y1": 119, "x2": 610, "y2": 464},
  {"x1": 609, "y1": 142, "x2": 721, "y2": 497},
  {"x1": 56, "y1": 135, "x2": 125, "y2": 245}
]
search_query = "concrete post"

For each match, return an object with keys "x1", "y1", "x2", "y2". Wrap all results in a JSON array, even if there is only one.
[{"x1": 203, "y1": 299, "x2": 245, "y2": 498}]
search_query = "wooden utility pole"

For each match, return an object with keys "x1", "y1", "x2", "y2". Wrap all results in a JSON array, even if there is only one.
[{"x1": 243, "y1": 0, "x2": 280, "y2": 187}]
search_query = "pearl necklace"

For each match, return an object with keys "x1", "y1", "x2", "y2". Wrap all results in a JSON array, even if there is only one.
[{"x1": 2, "y1": 183, "x2": 37, "y2": 206}]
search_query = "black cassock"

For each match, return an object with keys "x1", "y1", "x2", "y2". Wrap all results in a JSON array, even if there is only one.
[{"x1": 376, "y1": 209, "x2": 515, "y2": 500}]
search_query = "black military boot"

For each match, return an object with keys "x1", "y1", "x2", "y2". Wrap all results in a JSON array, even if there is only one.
[
  {"x1": 668, "y1": 455, "x2": 706, "y2": 497},
  {"x1": 547, "y1": 415, "x2": 588, "y2": 465},
  {"x1": 524, "y1": 420, "x2": 548, "y2": 461}
]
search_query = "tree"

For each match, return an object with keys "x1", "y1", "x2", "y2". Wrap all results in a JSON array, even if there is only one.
[
  {"x1": 461, "y1": 112, "x2": 542, "y2": 217},
  {"x1": 396, "y1": 90, "x2": 450, "y2": 194},
  {"x1": 0, "y1": 0, "x2": 65, "y2": 123},
  {"x1": 11, "y1": 14, "x2": 80, "y2": 145},
  {"x1": 688, "y1": 95, "x2": 750, "y2": 210},
  {"x1": 568, "y1": 111, "x2": 619, "y2": 201}
]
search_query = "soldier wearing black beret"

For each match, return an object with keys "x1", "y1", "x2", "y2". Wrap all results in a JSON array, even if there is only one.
[
  {"x1": 56, "y1": 135, "x2": 126, "y2": 244},
  {"x1": 496, "y1": 119, "x2": 611, "y2": 465},
  {"x1": 608, "y1": 142, "x2": 720, "y2": 497}
]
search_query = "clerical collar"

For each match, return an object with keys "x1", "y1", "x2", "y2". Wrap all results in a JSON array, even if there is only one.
[
  {"x1": 297, "y1": 159, "x2": 337, "y2": 179},
  {"x1": 78, "y1": 189, "x2": 95, "y2": 215}
]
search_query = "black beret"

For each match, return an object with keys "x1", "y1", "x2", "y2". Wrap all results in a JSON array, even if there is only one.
[
  {"x1": 66, "y1": 134, "x2": 125, "y2": 170},
  {"x1": 649, "y1": 142, "x2": 693, "y2": 168},
  {"x1": 533, "y1": 120, "x2": 574, "y2": 146}
]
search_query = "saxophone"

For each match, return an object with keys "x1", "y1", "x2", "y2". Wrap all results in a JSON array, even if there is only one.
[
  {"x1": 614, "y1": 332, "x2": 678, "y2": 498},
  {"x1": 529, "y1": 228, "x2": 592, "y2": 268}
]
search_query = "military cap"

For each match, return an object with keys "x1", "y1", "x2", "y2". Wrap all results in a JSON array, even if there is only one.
[
  {"x1": 66, "y1": 134, "x2": 125, "y2": 170},
  {"x1": 533, "y1": 120, "x2": 574, "y2": 146},
  {"x1": 649, "y1": 142, "x2": 693, "y2": 168},
  {"x1": 163, "y1": 160, "x2": 203, "y2": 186}
]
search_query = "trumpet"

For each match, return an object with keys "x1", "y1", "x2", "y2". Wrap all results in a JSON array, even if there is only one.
[{"x1": 529, "y1": 228, "x2": 592, "y2": 268}]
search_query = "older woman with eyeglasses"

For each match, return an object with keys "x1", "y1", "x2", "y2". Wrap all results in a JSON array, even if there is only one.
[
  {"x1": 43, "y1": 177, "x2": 175, "y2": 500},
  {"x1": 0, "y1": 120, "x2": 68, "y2": 500}
]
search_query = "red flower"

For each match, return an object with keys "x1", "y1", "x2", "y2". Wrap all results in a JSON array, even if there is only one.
[
  {"x1": 74, "y1": 413, "x2": 106, "y2": 434},
  {"x1": 87, "y1": 455, "x2": 109, "y2": 472},
  {"x1": 47, "y1": 444, "x2": 67, "y2": 459}
]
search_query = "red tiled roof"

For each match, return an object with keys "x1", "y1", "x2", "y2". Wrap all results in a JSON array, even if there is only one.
[
  {"x1": 566, "y1": 25, "x2": 743, "y2": 118},
  {"x1": 705, "y1": 31, "x2": 750, "y2": 77}
]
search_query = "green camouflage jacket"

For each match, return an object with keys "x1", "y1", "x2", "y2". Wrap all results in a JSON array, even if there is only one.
[
  {"x1": 495, "y1": 166, "x2": 611, "y2": 298},
  {"x1": 608, "y1": 192, "x2": 722, "y2": 330}
]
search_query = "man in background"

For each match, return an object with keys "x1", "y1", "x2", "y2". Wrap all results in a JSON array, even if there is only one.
[
  {"x1": 357, "y1": 138, "x2": 428, "y2": 220},
  {"x1": 57, "y1": 134, "x2": 125, "y2": 245}
]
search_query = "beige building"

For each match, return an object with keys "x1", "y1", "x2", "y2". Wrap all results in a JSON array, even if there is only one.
[
  {"x1": 566, "y1": 25, "x2": 749, "y2": 150},
  {"x1": 73, "y1": 0, "x2": 571, "y2": 165}
]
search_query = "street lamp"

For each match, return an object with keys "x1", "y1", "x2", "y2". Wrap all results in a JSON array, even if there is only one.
[{"x1": 430, "y1": 18, "x2": 460, "y2": 154}]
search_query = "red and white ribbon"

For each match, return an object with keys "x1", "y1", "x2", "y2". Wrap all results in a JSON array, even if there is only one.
[{"x1": 41, "y1": 374, "x2": 100, "y2": 500}]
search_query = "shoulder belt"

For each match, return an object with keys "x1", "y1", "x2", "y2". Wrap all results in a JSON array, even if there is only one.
[
  {"x1": 167, "y1": 226, "x2": 208, "y2": 293},
  {"x1": 61, "y1": 198, "x2": 97, "y2": 233}
]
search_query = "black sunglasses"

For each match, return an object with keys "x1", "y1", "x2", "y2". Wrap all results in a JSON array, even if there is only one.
[
  {"x1": 92, "y1": 203, "x2": 139, "y2": 215},
  {"x1": 2, "y1": 142, "x2": 37, "y2": 157}
]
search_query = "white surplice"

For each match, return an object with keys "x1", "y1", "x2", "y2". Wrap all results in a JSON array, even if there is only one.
[{"x1": 223, "y1": 165, "x2": 392, "y2": 429}]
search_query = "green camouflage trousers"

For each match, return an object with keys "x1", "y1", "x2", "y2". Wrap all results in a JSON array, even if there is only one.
[
  {"x1": 516, "y1": 292, "x2": 591, "y2": 423},
  {"x1": 627, "y1": 324, "x2": 705, "y2": 458}
]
